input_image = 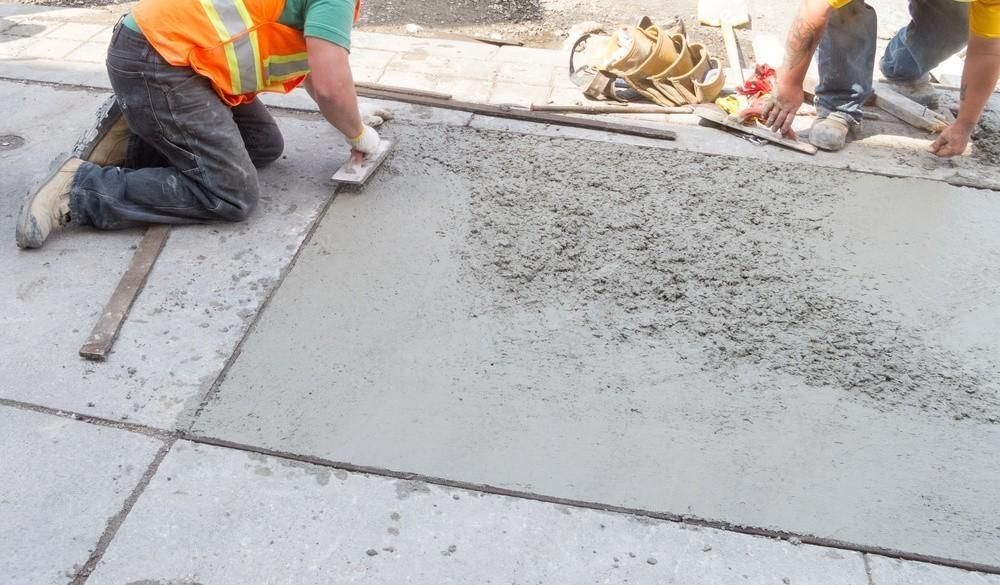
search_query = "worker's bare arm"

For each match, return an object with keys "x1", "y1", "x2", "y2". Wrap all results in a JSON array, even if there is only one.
[
  {"x1": 763, "y1": 0, "x2": 834, "y2": 136},
  {"x1": 930, "y1": 33, "x2": 1000, "y2": 157},
  {"x1": 303, "y1": 37, "x2": 365, "y2": 140}
]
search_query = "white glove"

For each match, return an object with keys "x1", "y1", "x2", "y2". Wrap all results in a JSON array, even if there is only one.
[
  {"x1": 359, "y1": 104, "x2": 394, "y2": 128},
  {"x1": 347, "y1": 125, "x2": 381, "y2": 155}
]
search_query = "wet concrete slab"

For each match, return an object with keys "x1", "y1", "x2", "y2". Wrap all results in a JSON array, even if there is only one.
[
  {"x1": 85, "y1": 441, "x2": 869, "y2": 585},
  {"x1": 0, "y1": 406, "x2": 161, "y2": 584},
  {"x1": 0, "y1": 80, "x2": 345, "y2": 428},
  {"x1": 192, "y1": 124, "x2": 1000, "y2": 567}
]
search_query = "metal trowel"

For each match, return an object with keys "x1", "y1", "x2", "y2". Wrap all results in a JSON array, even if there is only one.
[{"x1": 331, "y1": 140, "x2": 394, "y2": 185}]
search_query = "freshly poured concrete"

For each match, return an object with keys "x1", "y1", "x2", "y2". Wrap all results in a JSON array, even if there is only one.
[
  {"x1": 86, "y1": 442, "x2": 870, "y2": 584},
  {"x1": 0, "y1": 80, "x2": 347, "y2": 428},
  {"x1": 0, "y1": 407, "x2": 161, "y2": 584},
  {"x1": 194, "y1": 124, "x2": 1000, "y2": 566}
]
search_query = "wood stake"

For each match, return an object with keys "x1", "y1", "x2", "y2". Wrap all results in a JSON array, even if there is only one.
[{"x1": 80, "y1": 225, "x2": 170, "y2": 361}]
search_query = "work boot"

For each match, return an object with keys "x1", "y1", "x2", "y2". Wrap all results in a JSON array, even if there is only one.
[
  {"x1": 15, "y1": 158, "x2": 83, "y2": 249},
  {"x1": 809, "y1": 113, "x2": 853, "y2": 152},
  {"x1": 881, "y1": 75, "x2": 940, "y2": 109},
  {"x1": 87, "y1": 114, "x2": 130, "y2": 166}
]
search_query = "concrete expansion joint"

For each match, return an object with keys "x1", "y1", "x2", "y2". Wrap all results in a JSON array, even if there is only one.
[{"x1": 68, "y1": 438, "x2": 176, "y2": 585}]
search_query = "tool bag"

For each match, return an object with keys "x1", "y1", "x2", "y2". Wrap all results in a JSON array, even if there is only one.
[{"x1": 568, "y1": 17, "x2": 726, "y2": 106}]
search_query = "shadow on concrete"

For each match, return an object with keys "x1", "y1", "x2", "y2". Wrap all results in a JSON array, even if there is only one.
[{"x1": 359, "y1": 0, "x2": 544, "y2": 27}]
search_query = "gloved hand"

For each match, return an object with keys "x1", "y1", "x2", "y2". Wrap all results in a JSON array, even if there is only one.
[
  {"x1": 359, "y1": 104, "x2": 394, "y2": 128},
  {"x1": 347, "y1": 125, "x2": 381, "y2": 155}
]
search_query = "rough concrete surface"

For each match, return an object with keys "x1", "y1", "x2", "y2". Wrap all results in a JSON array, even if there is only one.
[
  {"x1": 0, "y1": 80, "x2": 347, "y2": 429},
  {"x1": 0, "y1": 406, "x2": 161, "y2": 585},
  {"x1": 86, "y1": 441, "x2": 870, "y2": 585},
  {"x1": 868, "y1": 555, "x2": 1000, "y2": 585},
  {"x1": 193, "y1": 123, "x2": 1000, "y2": 566}
]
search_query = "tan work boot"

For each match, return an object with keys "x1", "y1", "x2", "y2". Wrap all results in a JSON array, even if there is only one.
[
  {"x1": 87, "y1": 114, "x2": 130, "y2": 166},
  {"x1": 809, "y1": 114, "x2": 853, "y2": 152},
  {"x1": 882, "y1": 75, "x2": 939, "y2": 109},
  {"x1": 15, "y1": 158, "x2": 83, "y2": 249}
]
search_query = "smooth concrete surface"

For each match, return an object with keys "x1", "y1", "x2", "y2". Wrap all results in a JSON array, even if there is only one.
[
  {"x1": 86, "y1": 441, "x2": 870, "y2": 585},
  {"x1": 0, "y1": 407, "x2": 161, "y2": 585},
  {"x1": 0, "y1": 80, "x2": 348, "y2": 428},
  {"x1": 868, "y1": 555, "x2": 1000, "y2": 585},
  {"x1": 193, "y1": 124, "x2": 1000, "y2": 566}
]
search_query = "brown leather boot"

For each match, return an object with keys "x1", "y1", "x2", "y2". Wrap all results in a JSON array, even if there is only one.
[
  {"x1": 15, "y1": 158, "x2": 83, "y2": 249},
  {"x1": 87, "y1": 114, "x2": 130, "y2": 166}
]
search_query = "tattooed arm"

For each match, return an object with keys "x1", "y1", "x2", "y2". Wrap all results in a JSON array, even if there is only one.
[
  {"x1": 763, "y1": 0, "x2": 834, "y2": 136},
  {"x1": 930, "y1": 33, "x2": 1000, "y2": 157}
]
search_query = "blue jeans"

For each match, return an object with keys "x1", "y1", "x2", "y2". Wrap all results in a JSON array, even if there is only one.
[
  {"x1": 70, "y1": 23, "x2": 284, "y2": 229},
  {"x1": 814, "y1": 0, "x2": 969, "y2": 122}
]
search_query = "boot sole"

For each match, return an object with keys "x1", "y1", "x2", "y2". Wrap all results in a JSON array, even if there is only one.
[{"x1": 15, "y1": 160, "x2": 73, "y2": 249}]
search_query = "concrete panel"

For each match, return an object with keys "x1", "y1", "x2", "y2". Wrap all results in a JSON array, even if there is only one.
[
  {"x1": 0, "y1": 81, "x2": 344, "y2": 428},
  {"x1": 868, "y1": 555, "x2": 1000, "y2": 585},
  {"x1": 0, "y1": 406, "x2": 161, "y2": 585},
  {"x1": 193, "y1": 124, "x2": 1000, "y2": 566},
  {"x1": 86, "y1": 442, "x2": 869, "y2": 585}
]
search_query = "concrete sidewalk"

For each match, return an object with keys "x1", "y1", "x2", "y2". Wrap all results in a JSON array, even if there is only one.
[{"x1": 2, "y1": 4, "x2": 1000, "y2": 584}]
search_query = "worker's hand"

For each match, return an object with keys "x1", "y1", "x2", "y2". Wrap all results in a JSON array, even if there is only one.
[
  {"x1": 348, "y1": 125, "x2": 381, "y2": 155},
  {"x1": 929, "y1": 121, "x2": 973, "y2": 157},
  {"x1": 360, "y1": 104, "x2": 394, "y2": 128},
  {"x1": 762, "y1": 82, "x2": 804, "y2": 138}
]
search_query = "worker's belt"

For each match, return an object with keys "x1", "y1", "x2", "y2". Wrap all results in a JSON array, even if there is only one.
[{"x1": 570, "y1": 17, "x2": 726, "y2": 107}]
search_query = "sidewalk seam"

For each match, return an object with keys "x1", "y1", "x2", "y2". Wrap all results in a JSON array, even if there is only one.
[
  {"x1": 863, "y1": 553, "x2": 877, "y2": 585},
  {"x1": 0, "y1": 398, "x2": 171, "y2": 440},
  {"x1": 180, "y1": 431, "x2": 1000, "y2": 577},
  {"x1": 69, "y1": 437, "x2": 176, "y2": 585}
]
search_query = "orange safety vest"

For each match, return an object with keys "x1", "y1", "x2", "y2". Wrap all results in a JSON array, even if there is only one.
[{"x1": 133, "y1": 0, "x2": 362, "y2": 106}]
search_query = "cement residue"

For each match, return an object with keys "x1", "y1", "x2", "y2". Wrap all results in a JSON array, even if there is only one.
[
  {"x1": 973, "y1": 103, "x2": 1000, "y2": 166},
  {"x1": 412, "y1": 126, "x2": 1000, "y2": 423}
]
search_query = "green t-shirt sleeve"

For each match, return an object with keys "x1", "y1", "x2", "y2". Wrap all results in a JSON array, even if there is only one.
[{"x1": 303, "y1": 0, "x2": 355, "y2": 50}]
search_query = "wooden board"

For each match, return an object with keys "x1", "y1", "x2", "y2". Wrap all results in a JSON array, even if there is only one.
[
  {"x1": 79, "y1": 225, "x2": 170, "y2": 361},
  {"x1": 874, "y1": 85, "x2": 948, "y2": 133},
  {"x1": 694, "y1": 106, "x2": 818, "y2": 154},
  {"x1": 354, "y1": 82, "x2": 452, "y2": 101},
  {"x1": 332, "y1": 140, "x2": 394, "y2": 185},
  {"x1": 530, "y1": 104, "x2": 693, "y2": 114},
  {"x1": 354, "y1": 87, "x2": 677, "y2": 141}
]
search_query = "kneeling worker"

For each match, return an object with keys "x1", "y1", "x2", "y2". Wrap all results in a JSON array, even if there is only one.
[
  {"x1": 17, "y1": 0, "x2": 383, "y2": 249},
  {"x1": 763, "y1": 0, "x2": 1000, "y2": 156}
]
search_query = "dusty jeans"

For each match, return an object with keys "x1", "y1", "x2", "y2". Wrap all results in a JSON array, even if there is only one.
[
  {"x1": 814, "y1": 0, "x2": 969, "y2": 122},
  {"x1": 70, "y1": 22, "x2": 284, "y2": 229}
]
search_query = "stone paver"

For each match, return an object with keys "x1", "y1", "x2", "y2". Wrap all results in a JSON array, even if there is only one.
[
  {"x1": 86, "y1": 441, "x2": 870, "y2": 585},
  {"x1": 489, "y1": 81, "x2": 552, "y2": 105},
  {"x1": 0, "y1": 406, "x2": 161, "y2": 585},
  {"x1": 868, "y1": 555, "x2": 1000, "y2": 585},
  {"x1": 190, "y1": 120, "x2": 1000, "y2": 566},
  {"x1": 0, "y1": 80, "x2": 337, "y2": 429}
]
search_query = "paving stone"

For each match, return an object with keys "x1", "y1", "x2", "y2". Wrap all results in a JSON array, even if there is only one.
[
  {"x1": 86, "y1": 442, "x2": 869, "y2": 585},
  {"x1": 45, "y1": 22, "x2": 108, "y2": 42},
  {"x1": 0, "y1": 406, "x2": 161, "y2": 585},
  {"x1": 65, "y1": 41, "x2": 107, "y2": 64},
  {"x1": 17, "y1": 37, "x2": 81, "y2": 60},
  {"x1": 489, "y1": 81, "x2": 551, "y2": 105},
  {"x1": 0, "y1": 81, "x2": 340, "y2": 429},
  {"x1": 0, "y1": 33, "x2": 34, "y2": 57},
  {"x1": 495, "y1": 45, "x2": 567, "y2": 67},
  {"x1": 867, "y1": 556, "x2": 1000, "y2": 585},
  {"x1": 434, "y1": 76, "x2": 494, "y2": 102},
  {"x1": 376, "y1": 68, "x2": 439, "y2": 90},
  {"x1": 350, "y1": 47, "x2": 397, "y2": 70},
  {"x1": 496, "y1": 61, "x2": 558, "y2": 86},
  {"x1": 385, "y1": 56, "x2": 497, "y2": 82}
]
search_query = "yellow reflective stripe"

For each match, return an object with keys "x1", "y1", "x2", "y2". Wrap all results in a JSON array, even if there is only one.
[
  {"x1": 249, "y1": 30, "x2": 264, "y2": 91},
  {"x1": 232, "y1": 34, "x2": 258, "y2": 95},
  {"x1": 265, "y1": 52, "x2": 310, "y2": 84}
]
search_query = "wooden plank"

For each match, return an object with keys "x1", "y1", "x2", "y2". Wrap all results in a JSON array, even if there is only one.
[
  {"x1": 354, "y1": 87, "x2": 677, "y2": 141},
  {"x1": 79, "y1": 225, "x2": 170, "y2": 361},
  {"x1": 694, "y1": 106, "x2": 818, "y2": 154},
  {"x1": 355, "y1": 82, "x2": 453, "y2": 101},
  {"x1": 530, "y1": 104, "x2": 693, "y2": 114},
  {"x1": 332, "y1": 140, "x2": 394, "y2": 185},
  {"x1": 874, "y1": 85, "x2": 948, "y2": 133}
]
